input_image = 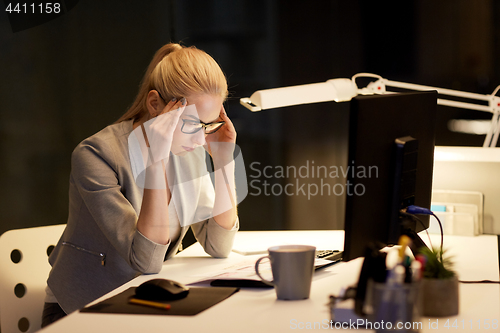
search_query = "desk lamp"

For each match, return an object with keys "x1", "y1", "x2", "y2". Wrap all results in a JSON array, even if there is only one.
[{"x1": 240, "y1": 73, "x2": 500, "y2": 147}]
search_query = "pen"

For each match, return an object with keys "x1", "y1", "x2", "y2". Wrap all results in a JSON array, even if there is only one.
[
  {"x1": 129, "y1": 298, "x2": 171, "y2": 310},
  {"x1": 397, "y1": 235, "x2": 412, "y2": 262},
  {"x1": 411, "y1": 260, "x2": 422, "y2": 282},
  {"x1": 415, "y1": 253, "x2": 427, "y2": 281},
  {"x1": 403, "y1": 255, "x2": 412, "y2": 283}
]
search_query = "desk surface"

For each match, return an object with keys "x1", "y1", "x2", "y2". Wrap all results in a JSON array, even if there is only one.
[{"x1": 40, "y1": 231, "x2": 499, "y2": 333}]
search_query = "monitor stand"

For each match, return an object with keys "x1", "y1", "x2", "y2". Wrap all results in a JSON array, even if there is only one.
[{"x1": 400, "y1": 215, "x2": 430, "y2": 257}]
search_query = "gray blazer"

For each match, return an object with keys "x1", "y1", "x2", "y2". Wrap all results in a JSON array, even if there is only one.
[{"x1": 47, "y1": 120, "x2": 238, "y2": 314}]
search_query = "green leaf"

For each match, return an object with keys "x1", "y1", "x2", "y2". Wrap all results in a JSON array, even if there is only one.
[{"x1": 419, "y1": 246, "x2": 455, "y2": 279}]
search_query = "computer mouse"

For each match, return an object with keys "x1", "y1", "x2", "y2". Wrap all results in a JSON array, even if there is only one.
[{"x1": 135, "y1": 278, "x2": 190, "y2": 301}]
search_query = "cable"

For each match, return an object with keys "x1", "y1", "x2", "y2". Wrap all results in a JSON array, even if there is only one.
[
  {"x1": 403, "y1": 206, "x2": 500, "y2": 285},
  {"x1": 399, "y1": 211, "x2": 434, "y2": 250},
  {"x1": 405, "y1": 205, "x2": 444, "y2": 257},
  {"x1": 432, "y1": 213, "x2": 444, "y2": 259}
]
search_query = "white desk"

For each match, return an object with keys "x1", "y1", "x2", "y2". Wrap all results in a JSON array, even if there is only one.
[{"x1": 39, "y1": 231, "x2": 499, "y2": 333}]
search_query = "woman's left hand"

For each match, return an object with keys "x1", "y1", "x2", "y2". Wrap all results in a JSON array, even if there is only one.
[{"x1": 205, "y1": 105, "x2": 237, "y2": 162}]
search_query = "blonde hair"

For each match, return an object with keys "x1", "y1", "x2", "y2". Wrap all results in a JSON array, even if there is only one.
[{"x1": 116, "y1": 43, "x2": 228, "y2": 123}]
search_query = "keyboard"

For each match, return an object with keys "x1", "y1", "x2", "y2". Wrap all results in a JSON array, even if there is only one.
[
  {"x1": 210, "y1": 249, "x2": 344, "y2": 288},
  {"x1": 316, "y1": 249, "x2": 343, "y2": 261},
  {"x1": 314, "y1": 250, "x2": 343, "y2": 270}
]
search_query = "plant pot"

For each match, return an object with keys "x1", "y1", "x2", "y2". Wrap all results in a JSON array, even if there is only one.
[{"x1": 421, "y1": 276, "x2": 459, "y2": 317}]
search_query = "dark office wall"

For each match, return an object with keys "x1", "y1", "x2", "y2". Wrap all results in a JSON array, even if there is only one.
[
  {"x1": 0, "y1": 0, "x2": 173, "y2": 236},
  {"x1": 0, "y1": 0, "x2": 283, "y2": 236},
  {"x1": 1, "y1": 0, "x2": 500, "y2": 237}
]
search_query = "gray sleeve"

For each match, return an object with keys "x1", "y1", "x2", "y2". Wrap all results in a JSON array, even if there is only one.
[
  {"x1": 72, "y1": 139, "x2": 169, "y2": 274},
  {"x1": 188, "y1": 156, "x2": 239, "y2": 258},
  {"x1": 191, "y1": 217, "x2": 239, "y2": 258}
]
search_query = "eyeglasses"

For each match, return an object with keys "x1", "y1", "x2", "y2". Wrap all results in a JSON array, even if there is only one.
[{"x1": 181, "y1": 119, "x2": 225, "y2": 134}]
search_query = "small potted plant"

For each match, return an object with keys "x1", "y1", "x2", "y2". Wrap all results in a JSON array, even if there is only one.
[{"x1": 419, "y1": 247, "x2": 459, "y2": 317}]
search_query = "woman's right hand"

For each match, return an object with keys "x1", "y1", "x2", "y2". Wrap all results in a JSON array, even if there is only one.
[{"x1": 144, "y1": 97, "x2": 186, "y2": 164}]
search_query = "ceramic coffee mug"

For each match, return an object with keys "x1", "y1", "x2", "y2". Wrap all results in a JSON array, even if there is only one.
[{"x1": 254, "y1": 245, "x2": 316, "y2": 300}]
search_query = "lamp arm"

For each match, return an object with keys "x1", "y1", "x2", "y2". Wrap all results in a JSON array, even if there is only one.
[
  {"x1": 383, "y1": 78, "x2": 498, "y2": 113},
  {"x1": 354, "y1": 73, "x2": 499, "y2": 109},
  {"x1": 240, "y1": 72, "x2": 500, "y2": 147},
  {"x1": 353, "y1": 73, "x2": 500, "y2": 147},
  {"x1": 384, "y1": 79, "x2": 492, "y2": 102}
]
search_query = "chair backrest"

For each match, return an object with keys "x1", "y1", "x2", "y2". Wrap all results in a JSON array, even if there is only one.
[{"x1": 0, "y1": 224, "x2": 66, "y2": 333}]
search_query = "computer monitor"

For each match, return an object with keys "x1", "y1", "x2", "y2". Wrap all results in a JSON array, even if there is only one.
[{"x1": 343, "y1": 91, "x2": 438, "y2": 261}]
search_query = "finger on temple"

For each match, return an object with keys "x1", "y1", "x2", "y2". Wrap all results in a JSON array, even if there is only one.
[{"x1": 159, "y1": 97, "x2": 183, "y2": 115}]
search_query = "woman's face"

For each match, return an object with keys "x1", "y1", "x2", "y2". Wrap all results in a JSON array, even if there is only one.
[{"x1": 170, "y1": 93, "x2": 223, "y2": 155}]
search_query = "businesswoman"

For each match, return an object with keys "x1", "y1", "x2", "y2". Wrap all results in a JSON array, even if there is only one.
[{"x1": 42, "y1": 43, "x2": 239, "y2": 326}]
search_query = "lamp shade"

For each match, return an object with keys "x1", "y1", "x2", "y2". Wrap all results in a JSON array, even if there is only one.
[{"x1": 240, "y1": 78, "x2": 358, "y2": 112}]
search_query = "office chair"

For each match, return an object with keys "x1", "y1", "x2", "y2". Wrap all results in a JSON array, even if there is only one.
[{"x1": 0, "y1": 224, "x2": 66, "y2": 333}]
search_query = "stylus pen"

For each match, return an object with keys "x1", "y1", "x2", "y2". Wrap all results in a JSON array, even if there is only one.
[{"x1": 129, "y1": 298, "x2": 171, "y2": 310}]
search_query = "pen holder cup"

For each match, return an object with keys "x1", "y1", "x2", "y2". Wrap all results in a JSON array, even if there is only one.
[{"x1": 365, "y1": 281, "x2": 422, "y2": 333}]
